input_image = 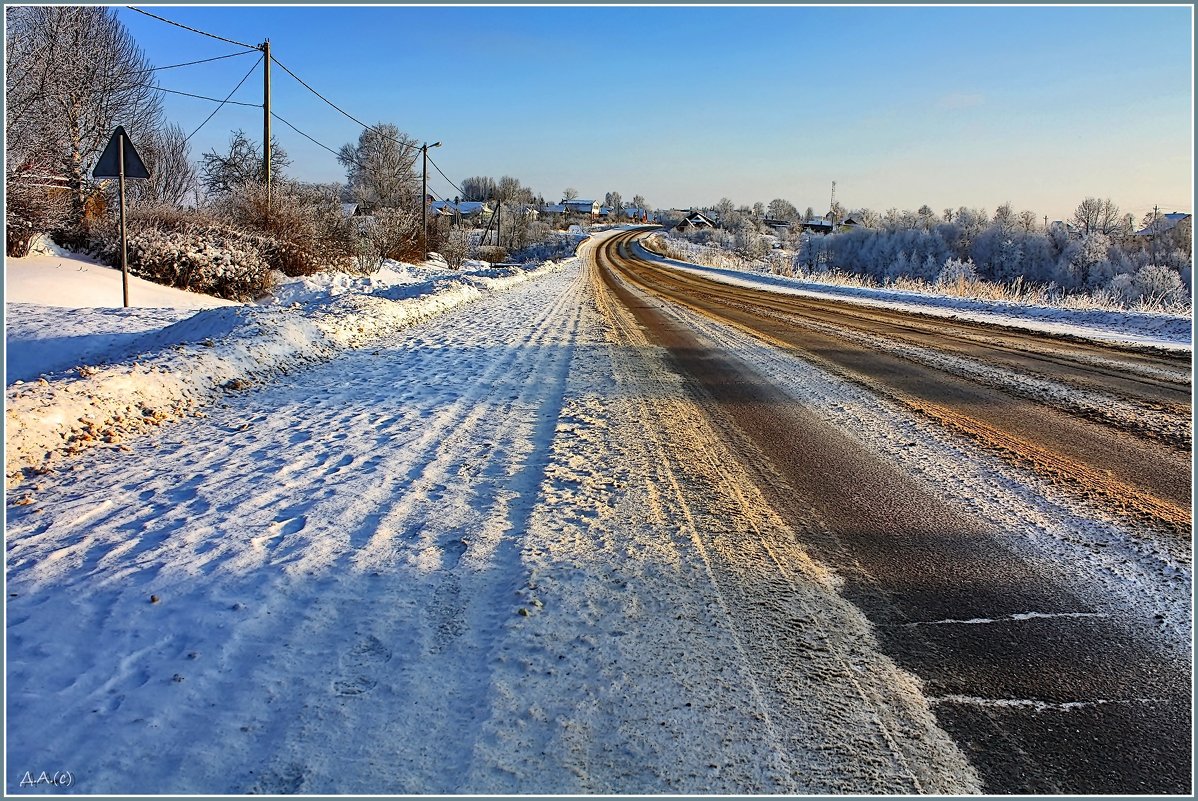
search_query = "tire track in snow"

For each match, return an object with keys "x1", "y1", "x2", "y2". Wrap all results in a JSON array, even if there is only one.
[
  {"x1": 586, "y1": 249, "x2": 980, "y2": 793},
  {"x1": 6, "y1": 263, "x2": 592, "y2": 794}
]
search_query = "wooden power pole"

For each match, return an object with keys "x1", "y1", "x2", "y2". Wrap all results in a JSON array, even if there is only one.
[{"x1": 262, "y1": 39, "x2": 271, "y2": 218}]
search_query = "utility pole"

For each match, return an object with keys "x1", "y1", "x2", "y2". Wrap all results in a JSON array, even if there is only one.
[
  {"x1": 262, "y1": 38, "x2": 271, "y2": 219},
  {"x1": 421, "y1": 141, "x2": 441, "y2": 261},
  {"x1": 829, "y1": 180, "x2": 837, "y2": 231},
  {"x1": 1151, "y1": 204, "x2": 1160, "y2": 265},
  {"x1": 497, "y1": 201, "x2": 502, "y2": 251}
]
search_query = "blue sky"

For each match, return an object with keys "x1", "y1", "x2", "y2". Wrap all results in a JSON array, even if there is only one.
[{"x1": 115, "y1": 5, "x2": 1193, "y2": 221}]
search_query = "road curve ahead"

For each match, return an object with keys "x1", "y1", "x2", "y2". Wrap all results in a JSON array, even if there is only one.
[{"x1": 589, "y1": 228, "x2": 1192, "y2": 794}]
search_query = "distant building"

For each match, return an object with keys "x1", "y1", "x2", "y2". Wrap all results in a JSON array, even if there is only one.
[
  {"x1": 562, "y1": 199, "x2": 600, "y2": 218},
  {"x1": 675, "y1": 210, "x2": 716, "y2": 230},
  {"x1": 797, "y1": 218, "x2": 833, "y2": 234},
  {"x1": 428, "y1": 200, "x2": 493, "y2": 221},
  {"x1": 1135, "y1": 212, "x2": 1192, "y2": 237}
]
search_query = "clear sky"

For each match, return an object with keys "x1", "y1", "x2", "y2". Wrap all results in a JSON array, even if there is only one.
[{"x1": 113, "y1": 4, "x2": 1193, "y2": 222}]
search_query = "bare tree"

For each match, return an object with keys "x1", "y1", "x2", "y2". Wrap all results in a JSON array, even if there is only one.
[
  {"x1": 1018, "y1": 209, "x2": 1039, "y2": 233},
  {"x1": 496, "y1": 176, "x2": 532, "y2": 204},
  {"x1": 337, "y1": 123, "x2": 418, "y2": 209},
  {"x1": 5, "y1": 5, "x2": 163, "y2": 229},
  {"x1": 562, "y1": 187, "x2": 579, "y2": 202},
  {"x1": 128, "y1": 123, "x2": 197, "y2": 207},
  {"x1": 1072, "y1": 197, "x2": 1125, "y2": 236},
  {"x1": 461, "y1": 175, "x2": 497, "y2": 202},
  {"x1": 201, "y1": 130, "x2": 290, "y2": 196}
]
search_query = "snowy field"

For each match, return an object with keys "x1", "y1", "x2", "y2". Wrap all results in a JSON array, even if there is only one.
[
  {"x1": 633, "y1": 239, "x2": 1193, "y2": 352},
  {"x1": 4, "y1": 232, "x2": 1190, "y2": 793}
]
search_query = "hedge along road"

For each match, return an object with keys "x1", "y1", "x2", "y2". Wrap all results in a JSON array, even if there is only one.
[{"x1": 588, "y1": 227, "x2": 1191, "y2": 794}]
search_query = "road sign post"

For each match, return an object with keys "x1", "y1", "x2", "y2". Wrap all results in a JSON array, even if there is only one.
[{"x1": 93, "y1": 126, "x2": 150, "y2": 308}]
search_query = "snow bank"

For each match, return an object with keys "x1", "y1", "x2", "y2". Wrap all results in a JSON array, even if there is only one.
[{"x1": 5, "y1": 257, "x2": 569, "y2": 485}]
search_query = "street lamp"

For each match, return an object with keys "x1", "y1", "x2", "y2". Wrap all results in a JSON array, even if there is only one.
[{"x1": 422, "y1": 141, "x2": 441, "y2": 261}]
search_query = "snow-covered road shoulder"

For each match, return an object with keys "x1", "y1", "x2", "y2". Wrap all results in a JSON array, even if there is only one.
[{"x1": 5, "y1": 259, "x2": 567, "y2": 486}]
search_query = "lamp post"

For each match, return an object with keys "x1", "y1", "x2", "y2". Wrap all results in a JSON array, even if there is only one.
[{"x1": 421, "y1": 141, "x2": 441, "y2": 261}]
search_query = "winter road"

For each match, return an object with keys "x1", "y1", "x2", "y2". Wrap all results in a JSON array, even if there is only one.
[
  {"x1": 6, "y1": 231, "x2": 1192, "y2": 794},
  {"x1": 595, "y1": 227, "x2": 1192, "y2": 794}
]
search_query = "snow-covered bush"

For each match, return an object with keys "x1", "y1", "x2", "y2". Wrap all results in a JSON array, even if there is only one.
[
  {"x1": 94, "y1": 219, "x2": 274, "y2": 300},
  {"x1": 440, "y1": 228, "x2": 470, "y2": 270},
  {"x1": 937, "y1": 257, "x2": 978, "y2": 286},
  {"x1": 365, "y1": 206, "x2": 422, "y2": 265},
  {"x1": 209, "y1": 180, "x2": 357, "y2": 276},
  {"x1": 1108, "y1": 265, "x2": 1188, "y2": 311},
  {"x1": 475, "y1": 245, "x2": 509, "y2": 265}
]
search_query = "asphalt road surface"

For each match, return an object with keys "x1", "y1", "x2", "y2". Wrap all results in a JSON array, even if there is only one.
[{"x1": 590, "y1": 228, "x2": 1192, "y2": 794}]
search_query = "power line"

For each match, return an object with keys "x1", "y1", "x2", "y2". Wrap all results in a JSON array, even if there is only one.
[
  {"x1": 186, "y1": 55, "x2": 264, "y2": 143},
  {"x1": 269, "y1": 53, "x2": 420, "y2": 161},
  {"x1": 131, "y1": 81, "x2": 260, "y2": 107},
  {"x1": 143, "y1": 49, "x2": 259, "y2": 73},
  {"x1": 271, "y1": 111, "x2": 362, "y2": 169},
  {"x1": 425, "y1": 153, "x2": 464, "y2": 198},
  {"x1": 126, "y1": 6, "x2": 259, "y2": 50}
]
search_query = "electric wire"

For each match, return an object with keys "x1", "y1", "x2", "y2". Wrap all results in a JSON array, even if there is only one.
[
  {"x1": 131, "y1": 81, "x2": 260, "y2": 107},
  {"x1": 425, "y1": 153, "x2": 464, "y2": 198},
  {"x1": 185, "y1": 54, "x2": 264, "y2": 143},
  {"x1": 141, "y1": 49, "x2": 259, "y2": 73},
  {"x1": 269, "y1": 53, "x2": 420, "y2": 162},
  {"x1": 270, "y1": 111, "x2": 369, "y2": 172},
  {"x1": 125, "y1": 6, "x2": 259, "y2": 50}
]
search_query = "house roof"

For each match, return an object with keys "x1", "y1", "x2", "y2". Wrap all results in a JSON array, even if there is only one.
[
  {"x1": 1135, "y1": 212, "x2": 1191, "y2": 236},
  {"x1": 541, "y1": 204, "x2": 566, "y2": 213},
  {"x1": 679, "y1": 211, "x2": 716, "y2": 227}
]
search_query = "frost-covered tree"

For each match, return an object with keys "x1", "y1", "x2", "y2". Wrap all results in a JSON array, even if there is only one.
[
  {"x1": 604, "y1": 191, "x2": 623, "y2": 216},
  {"x1": 6, "y1": 5, "x2": 163, "y2": 232},
  {"x1": 201, "y1": 130, "x2": 290, "y2": 196},
  {"x1": 715, "y1": 197, "x2": 736, "y2": 223},
  {"x1": 562, "y1": 187, "x2": 579, "y2": 201},
  {"x1": 337, "y1": 123, "x2": 419, "y2": 209},
  {"x1": 916, "y1": 205, "x2": 938, "y2": 229},
  {"x1": 993, "y1": 202, "x2": 1016, "y2": 231},
  {"x1": 752, "y1": 201, "x2": 765, "y2": 219},
  {"x1": 766, "y1": 198, "x2": 798, "y2": 222}
]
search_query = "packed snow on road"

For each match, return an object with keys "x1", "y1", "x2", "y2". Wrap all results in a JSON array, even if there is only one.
[{"x1": 4, "y1": 232, "x2": 1190, "y2": 794}]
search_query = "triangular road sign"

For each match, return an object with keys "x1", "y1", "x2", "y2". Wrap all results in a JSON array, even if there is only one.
[{"x1": 93, "y1": 126, "x2": 150, "y2": 179}]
